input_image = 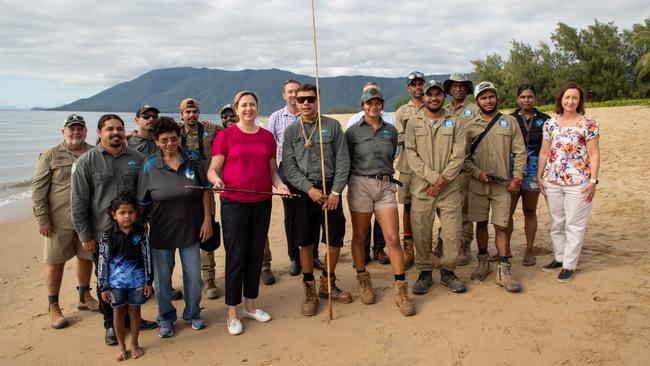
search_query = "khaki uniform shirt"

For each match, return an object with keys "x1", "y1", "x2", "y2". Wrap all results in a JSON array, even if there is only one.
[
  {"x1": 32, "y1": 141, "x2": 93, "y2": 228},
  {"x1": 394, "y1": 100, "x2": 422, "y2": 173},
  {"x1": 282, "y1": 115, "x2": 349, "y2": 194},
  {"x1": 405, "y1": 110, "x2": 466, "y2": 198},
  {"x1": 71, "y1": 145, "x2": 145, "y2": 242},
  {"x1": 444, "y1": 99, "x2": 479, "y2": 128},
  {"x1": 463, "y1": 113, "x2": 526, "y2": 195}
]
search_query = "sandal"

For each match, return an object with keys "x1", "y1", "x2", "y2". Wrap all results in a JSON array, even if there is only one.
[{"x1": 523, "y1": 256, "x2": 536, "y2": 266}]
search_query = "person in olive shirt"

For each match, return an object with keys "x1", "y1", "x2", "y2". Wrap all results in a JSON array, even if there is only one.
[
  {"x1": 71, "y1": 114, "x2": 157, "y2": 345},
  {"x1": 405, "y1": 80, "x2": 467, "y2": 295},
  {"x1": 463, "y1": 82, "x2": 526, "y2": 293},
  {"x1": 345, "y1": 87, "x2": 415, "y2": 317},
  {"x1": 32, "y1": 114, "x2": 97, "y2": 329},
  {"x1": 127, "y1": 105, "x2": 160, "y2": 156},
  {"x1": 394, "y1": 71, "x2": 425, "y2": 270},
  {"x1": 282, "y1": 84, "x2": 351, "y2": 316},
  {"x1": 442, "y1": 74, "x2": 479, "y2": 266}
]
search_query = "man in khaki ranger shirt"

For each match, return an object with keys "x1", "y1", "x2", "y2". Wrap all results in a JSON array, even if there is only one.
[
  {"x1": 464, "y1": 82, "x2": 526, "y2": 293},
  {"x1": 394, "y1": 70, "x2": 425, "y2": 269},
  {"x1": 405, "y1": 80, "x2": 467, "y2": 295},
  {"x1": 32, "y1": 114, "x2": 97, "y2": 329},
  {"x1": 442, "y1": 73, "x2": 479, "y2": 265}
]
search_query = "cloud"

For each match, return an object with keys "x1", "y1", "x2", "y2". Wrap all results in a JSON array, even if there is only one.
[{"x1": 0, "y1": 0, "x2": 647, "y2": 95}]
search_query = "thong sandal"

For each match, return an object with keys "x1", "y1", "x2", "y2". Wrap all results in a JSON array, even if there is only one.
[{"x1": 523, "y1": 256, "x2": 537, "y2": 266}]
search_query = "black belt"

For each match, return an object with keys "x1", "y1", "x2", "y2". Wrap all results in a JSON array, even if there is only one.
[
  {"x1": 308, "y1": 179, "x2": 333, "y2": 187},
  {"x1": 363, "y1": 174, "x2": 403, "y2": 187}
]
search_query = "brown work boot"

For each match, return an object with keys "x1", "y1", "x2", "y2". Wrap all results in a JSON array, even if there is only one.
[
  {"x1": 49, "y1": 303, "x2": 68, "y2": 329},
  {"x1": 203, "y1": 279, "x2": 220, "y2": 299},
  {"x1": 301, "y1": 280, "x2": 318, "y2": 316},
  {"x1": 496, "y1": 262, "x2": 522, "y2": 292},
  {"x1": 77, "y1": 288, "x2": 99, "y2": 311},
  {"x1": 318, "y1": 275, "x2": 352, "y2": 303},
  {"x1": 471, "y1": 253, "x2": 491, "y2": 281},
  {"x1": 394, "y1": 280, "x2": 415, "y2": 317},
  {"x1": 356, "y1": 271, "x2": 375, "y2": 304},
  {"x1": 432, "y1": 238, "x2": 443, "y2": 269},
  {"x1": 402, "y1": 237, "x2": 414, "y2": 269},
  {"x1": 455, "y1": 240, "x2": 471, "y2": 266},
  {"x1": 372, "y1": 249, "x2": 390, "y2": 265}
]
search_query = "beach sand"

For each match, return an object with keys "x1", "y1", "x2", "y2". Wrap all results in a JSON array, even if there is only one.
[{"x1": 1, "y1": 106, "x2": 649, "y2": 365}]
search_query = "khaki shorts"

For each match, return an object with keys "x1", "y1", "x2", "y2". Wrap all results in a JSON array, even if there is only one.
[
  {"x1": 468, "y1": 183, "x2": 511, "y2": 227},
  {"x1": 397, "y1": 171, "x2": 412, "y2": 205},
  {"x1": 43, "y1": 228, "x2": 92, "y2": 265},
  {"x1": 348, "y1": 175, "x2": 398, "y2": 213}
]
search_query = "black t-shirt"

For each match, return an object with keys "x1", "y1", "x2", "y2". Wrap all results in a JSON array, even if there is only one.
[{"x1": 137, "y1": 149, "x2": 208, "y2": 250}]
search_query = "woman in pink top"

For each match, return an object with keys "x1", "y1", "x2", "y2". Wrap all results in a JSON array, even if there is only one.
[
  {"x1": 537, "y1": 82, "x2": 601, "y2": 283},
  {"x1": 208, "y1": 91, "x2": 290, "y2": 335}
]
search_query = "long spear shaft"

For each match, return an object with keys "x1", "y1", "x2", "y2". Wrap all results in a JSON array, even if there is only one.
[
  {"x1": 184, "y1": 186, "x2": 300, "y2": 198},
  {"x1": 310, "y1": 0, "x2": 333, "y2": 321}
]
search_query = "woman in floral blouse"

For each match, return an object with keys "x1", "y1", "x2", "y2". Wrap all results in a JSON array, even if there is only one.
[{"x1": 537, "y1": 82, "x2": 600, "y2": 283}]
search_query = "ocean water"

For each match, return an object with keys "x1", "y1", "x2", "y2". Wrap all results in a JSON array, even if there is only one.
[{"x1": 0, "y1": 110, "x2": 235, "y2": 219}]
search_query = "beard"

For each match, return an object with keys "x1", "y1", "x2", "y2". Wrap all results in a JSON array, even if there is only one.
[{"x1": 479, "y1": 101, "x2": 498, "y2": 115}]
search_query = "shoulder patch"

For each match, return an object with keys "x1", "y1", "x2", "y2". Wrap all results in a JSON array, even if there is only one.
[{"x1": 499, "y1": 119, "x2": 509, "y2": 128}]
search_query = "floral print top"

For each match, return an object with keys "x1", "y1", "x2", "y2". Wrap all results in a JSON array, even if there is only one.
[{"x1": 542, "y1": 116, "x2": 599, "y2": 185}]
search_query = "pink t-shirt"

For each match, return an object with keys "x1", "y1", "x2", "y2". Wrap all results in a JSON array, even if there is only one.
[{"x1": 212, "y1": 125, "x2": 276, "y2": 202}]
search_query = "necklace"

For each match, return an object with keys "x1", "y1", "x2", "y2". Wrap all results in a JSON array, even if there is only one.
[{"x1": 299, "y1": 118, "x2": 317, "y2": 149}]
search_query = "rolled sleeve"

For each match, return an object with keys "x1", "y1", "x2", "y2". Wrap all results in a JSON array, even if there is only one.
[{"x1": 31, "y1": 151, "x2": 52, "y2": 225}]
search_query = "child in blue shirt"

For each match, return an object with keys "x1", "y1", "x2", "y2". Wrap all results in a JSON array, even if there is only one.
[{"x1": 98, "y1": 192, "x2": 153, "y2": 361}]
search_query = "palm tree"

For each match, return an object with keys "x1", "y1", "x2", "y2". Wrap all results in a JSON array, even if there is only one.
[{"x1": 632, "y1": 27, "x2": 650, "y2": 80}]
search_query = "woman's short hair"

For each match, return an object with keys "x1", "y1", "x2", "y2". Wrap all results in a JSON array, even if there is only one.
[
  {"x1": 232, "y1": 91, "x2": 259, "y2": 110},
  {"x1": 517, "y1": 83, "x2": 537, "y2": 97},
  {"x1": 555, "y1": 82, "x2": 586, "y2": 115},
  {"x1": 153, "y1": 116, "x2": 181, "y2": 139}
]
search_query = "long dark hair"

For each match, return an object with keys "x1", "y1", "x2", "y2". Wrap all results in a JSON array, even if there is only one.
[{"x1": 97, "y1": 114, "x2": 124, "y2": 130}]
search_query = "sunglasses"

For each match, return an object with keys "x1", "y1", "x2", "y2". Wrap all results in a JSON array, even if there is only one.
[
  {"x1": 65, "y1": 114, "x2": 84, "y2": 122},
  {"x1": 407, "y1": 71, "x2": 424, "y2": 80},
  {"x1": 296, "y1": 96, "x2": 317, "y2": 104},
  {"x1": 221, "y1": 113, "x2": 237, "y2": 119},
  {"x1": 140, "y1": 114, "x2": 158, "y2": 120},
  {"x1": 158, "y1": 136, "x2": 179, "y2": 145}
]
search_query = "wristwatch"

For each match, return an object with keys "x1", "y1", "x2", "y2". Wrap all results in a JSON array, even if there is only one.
[{"x1": 589, "y1": 179, "x2": 599, "y2": 185}]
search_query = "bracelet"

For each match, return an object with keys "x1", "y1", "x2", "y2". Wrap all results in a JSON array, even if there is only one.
[
  {"x1": 589, "y1": 179, "x2": 599, "y2": 185},
  {"x1": 331, "y1": 191, "x2": 340, "y2": 196}
]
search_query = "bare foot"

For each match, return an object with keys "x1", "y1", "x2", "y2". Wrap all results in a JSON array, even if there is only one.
[
  {"x1": 132, "y1": 345, "x2": 144, "y2": 359},
  {"x1": 116, "y1": 349, "x2": 128, "y2": 362}
]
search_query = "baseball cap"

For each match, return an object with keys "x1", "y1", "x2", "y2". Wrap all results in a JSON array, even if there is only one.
[
  {"x1": 63, "y1": 114, "x2": 86, "y2": 128},
  {"x1": 179, "y1": 98, "x2": 200, "y2": 112},
  {"x1": 220, "y1": 104, "x2": 235, "y2": 114},
  {"x1": 474, "y1": 81, "x2": 497, "y2": 99},
  {"x1": 406, "y1": 71, "x2": 425, "y2": 85},
  {"x1": 443, "y1": 73, "x2": 474, "y2": 95},
  {"x1": 361, "y1": 87, "x2": 384, "y2": 103},
  {"x1": 423, "y1": 80, "x2": 445, "y2": 94},
  {"x1": 135, "y1": 105, "x2": 159, "y2": 117}
]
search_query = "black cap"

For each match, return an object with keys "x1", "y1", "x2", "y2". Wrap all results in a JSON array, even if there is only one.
[{"x1": 136, "y1": 105, "x2": 160, "y2": 117}]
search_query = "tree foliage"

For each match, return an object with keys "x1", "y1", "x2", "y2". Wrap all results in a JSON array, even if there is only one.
[{"x1": 471, "y1": 18, "x2": 650, "y2": 107}]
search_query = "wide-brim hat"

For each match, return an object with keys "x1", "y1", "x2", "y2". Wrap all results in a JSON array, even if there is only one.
[{"x1": 443, "y1": 73, "x2": 474, "y2": 95}]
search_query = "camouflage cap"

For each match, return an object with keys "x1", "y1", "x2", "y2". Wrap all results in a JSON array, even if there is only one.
[
  {"x1": 179, "y1": 98, "x2": 200, "y2": 112},
  {"x1": 361, "y1": 87, "x2": 384, "y2": 103},
  {"x1": 474, "y1": 81, "x2": 498, "y2": 99},
  {"x1": 423, "y1": 80, "x2": 445, "y2": 95},
  {"x1": 443, "y1": 73, "x2": 474, "y2": 95}
]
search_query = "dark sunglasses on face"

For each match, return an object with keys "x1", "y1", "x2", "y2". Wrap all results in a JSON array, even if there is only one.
[
  {"x1": 408, "y1": 71, "x2": 424, "y2": 80},
  {"x1": 140, "y1": 114, "x2": 158, "y2": 120},
  {"x1": 296, "y1": 96, "x2": 317, "y2": 104},
  {"x1": 221, "y1": 113, "x2": 237, "y2": 119}
]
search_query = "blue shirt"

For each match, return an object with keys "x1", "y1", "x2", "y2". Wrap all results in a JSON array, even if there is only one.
[
  {"x1": 511, "y1": 108, "x2": 550, "y2": 177},
  {"x1": 97, "y1": 222, "x2": 152, "y2": 291}
]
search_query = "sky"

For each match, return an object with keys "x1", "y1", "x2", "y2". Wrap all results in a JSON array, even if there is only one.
[{"x1": 0, "y1": 0, "x2": 647, "y2": 108}]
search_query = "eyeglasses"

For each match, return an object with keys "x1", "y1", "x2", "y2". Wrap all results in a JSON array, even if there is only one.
[
  {"x1": 140, "y1": 114, "x2": 158, "y2": 120},
  {"x1": 221, "y1": 113, "x2": 237, "y2": 119},
  {"x1": 158, "y1": 136, "x2": 179, "y2": 145},
  {"x1": 407, "y1": 71, "x2": 424, "y2": 80},
  {"x1": 296, "y1": 96, "x2": 317, "y2": 104},
  {"x1": 65, "y1": 114, "x2": 84, "y2": 122}
]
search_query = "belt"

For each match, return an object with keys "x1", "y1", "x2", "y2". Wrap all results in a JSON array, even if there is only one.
[
  {"x1": 308, "y1": 179, "x2": 333, "y2": 187},
  {"x1": 363, "y1": 174, "x2": 403, "y2": 187}
]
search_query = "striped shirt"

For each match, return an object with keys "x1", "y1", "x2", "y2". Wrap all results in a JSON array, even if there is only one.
[{"x1": 267, "y1": 106, "x2": 300, "y2": 162}]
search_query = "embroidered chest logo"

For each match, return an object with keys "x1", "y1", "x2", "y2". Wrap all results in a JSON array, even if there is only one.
[
  {"x1": 127, "y1": 160, "x2": 139, "y2": 169},
  {"x1": 499, "y1": 119, "x2": 509, "y2": 128},
  {"x1": 463, "y1": 109, "x2": 472, "y2": 117},
  {"x1": 131, "y1": 234, "x2": 142, "y2": 245},
  {"x1": 444, "y1": 120, "x2": 455, "y2": 128}
]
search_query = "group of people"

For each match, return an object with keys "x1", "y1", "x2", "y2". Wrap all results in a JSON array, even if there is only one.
[{"x1": 31, "y1": 71, "x2": 600, "y2": 361}]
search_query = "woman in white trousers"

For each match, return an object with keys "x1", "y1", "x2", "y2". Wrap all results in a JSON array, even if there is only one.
[{"x1": 537, "y1": 82, "x2": 601, "y2": 283}]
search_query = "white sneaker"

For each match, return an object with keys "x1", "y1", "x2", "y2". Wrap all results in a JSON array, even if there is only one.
[
  {"x1": 242, "y1": 308, "x2": 272, "y2": 322},
  {"x1": 227, "y1": 318, "x2": 243, "y2": 335}
]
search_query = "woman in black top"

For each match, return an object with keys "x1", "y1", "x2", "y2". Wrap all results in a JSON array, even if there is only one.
[{"x1": 507, "y1": 84, "x2": 550, "y2": 266}]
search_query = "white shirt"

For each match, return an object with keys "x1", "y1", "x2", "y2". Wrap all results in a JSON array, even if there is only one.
[{"x1": 347, "y1": 111, "x2": 395, "y2": 127}]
